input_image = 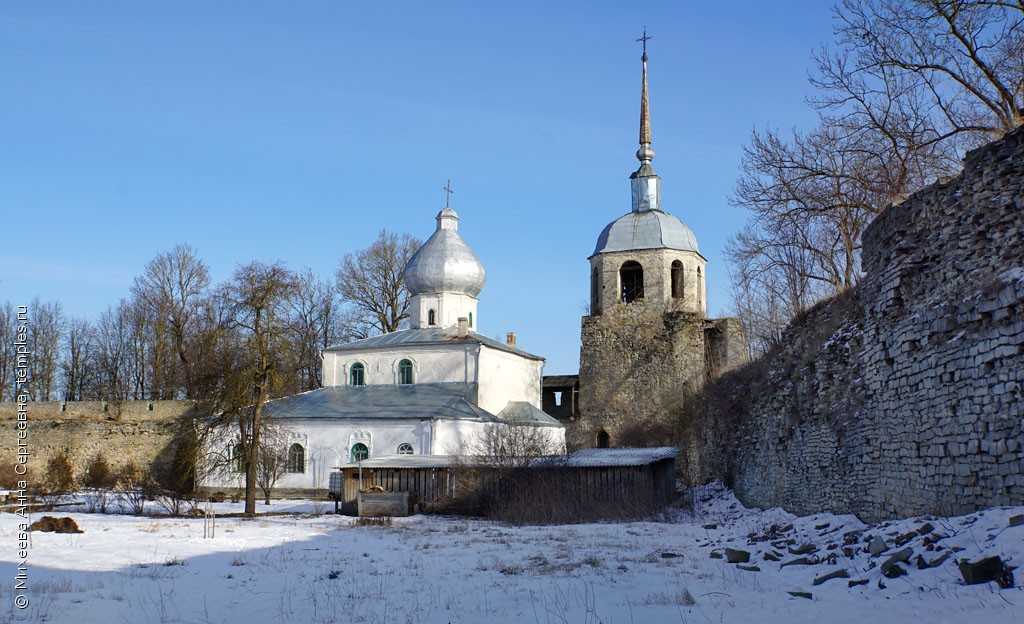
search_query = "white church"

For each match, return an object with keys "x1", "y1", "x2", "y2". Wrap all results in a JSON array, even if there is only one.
[{"x1": 201, "y1": 203, "x2": 566, "y2": 491}]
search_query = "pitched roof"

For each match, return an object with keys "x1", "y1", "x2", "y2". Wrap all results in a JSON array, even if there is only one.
[
  {"x1": 262, "y1": 382, "x2": 495, "y2": 422},
  {"x1": 497, "y1": 401, "x2": 563, "y2": 428},
  {"x1": 324, "y1": 327, "x2": 543, "y2": 361}
]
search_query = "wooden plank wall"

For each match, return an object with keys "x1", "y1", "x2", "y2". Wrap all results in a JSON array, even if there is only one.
[{"x1": 340, "y1": 458, "x2": 676, "y2": 518}]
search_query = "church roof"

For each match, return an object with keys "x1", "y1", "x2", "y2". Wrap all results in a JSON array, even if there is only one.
[
  {"x1": 497, "y1": 401, "x2": 563, "y2": 428},
  {"x1": 592, "y1": 209, "x2": 701, "y2": 257},
  {"x1": 324, "y1": 327, "x2": 544, "y2": 361},
  {"x1": 262, "y1": 382, "x2": 495, "y2": 422},
  {"x1": 403, "y1": 206, "x2": 486, "y2": 297}
]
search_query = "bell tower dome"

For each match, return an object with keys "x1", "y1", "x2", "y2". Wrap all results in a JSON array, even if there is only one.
[{"x1": 587, "y1": 31, "x2": 707, "y2": 316}]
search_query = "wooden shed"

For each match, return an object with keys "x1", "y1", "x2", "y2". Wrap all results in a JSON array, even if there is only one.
[{"x1": 330, "y1": 447, "x2": 678, "y2": 521}]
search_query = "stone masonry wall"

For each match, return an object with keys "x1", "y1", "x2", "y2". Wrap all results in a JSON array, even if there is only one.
[
  {"x1": 692, "y1": 127, "x2": 1024, "y2": 521},
  {"x1": 1, "y1": 400, "x2": 197, "y2": 485},
  {"x1": 576, "y1": 304, "x2": 712, "y2": 451}
]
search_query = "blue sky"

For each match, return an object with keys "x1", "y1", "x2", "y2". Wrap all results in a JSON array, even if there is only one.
[{"x1": 1, "y1": 1, "x2": 832, "y2": 374}]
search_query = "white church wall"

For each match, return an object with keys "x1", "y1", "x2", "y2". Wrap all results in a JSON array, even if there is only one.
[
  {"x1": 199, "y1": 419, "x2": 432, "y2": 491},
  {"x1": 476, "y1": 345, "x2": 543, "y2": 414},
  {"x1": 409, "y1": 292, "x2": 479, "y2": 329},
  {"x1": 323, "y1": 344, "x2": 480, "y2": 388}
]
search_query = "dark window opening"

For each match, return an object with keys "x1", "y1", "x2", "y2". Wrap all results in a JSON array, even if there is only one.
[
  {"x1": 351, "y1": 443, "x2": 369, "y2": 462},
  {"x1": 350, "y1": 363, "x2": 365, "y2": 386},
  {"x1": 398, "y1": 359, "x2": 414, "y2": 385},
  {"x1": 671, "y1": 260, "x2": 684, "y2": 299},
  {"x1": 620, "y1": 261, "x2": 644, "y2": 303},
  {"x1": 427, "y1": 309, "x2": 436, "y2": 325},
  {"x1": 397, "y1": 443, "x2": 414, "y2": 455},
  {"x1": 597, "y1": 430, "x2": 610, "y2": 448},
  {"x1": 591, "y1": 267, "x2": 600, "y2": 311},
  {"x1": 286, "y1": 443, "x2": 305, "y2": 473}
]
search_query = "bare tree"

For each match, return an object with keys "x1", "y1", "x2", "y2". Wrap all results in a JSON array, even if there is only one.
[
  {"x1": 132, "y1": 244, "x2": 210, "y2": 398},
  {"x1": 255, "y1": 423, "x2": 289, "y2": 505},
  {"x1": 467, "y1": 423, "x2": 563, "y2": 469},
  {"x1": 28, "y1": 299, "x2": 63, "y2": 401},
  {"x1": 94, "y1": 301, "x2": 131, "y2": 401},
  {"x1": 224, "y1": 261, "x2": 297, "y2": 516},
  {"x1": 0, "y1": 303, "x2": 15, "y2": 401},
  {"x1": 336, "y1": 230, "x2": 420, "y2": 336},
  {"x1": 61, "y1": 318, "x2": 94, "y2": 401},
  {"x1": 824, "y1": 0, "x2": 1022, "y2": 145},
  {"x1": 728, "y1": 0, "x2": 1023, "y2": 337},
  {"x1": 286, "y1": 269, "x2": 350, "y2": 392}
]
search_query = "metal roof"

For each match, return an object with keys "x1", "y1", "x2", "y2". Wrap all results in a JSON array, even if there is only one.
[
  {"x1": 324, "y1": 326, "x2": 544, "y2": 361},
  {"x1": 563, "y1": 447, "x2": 679, "y2": 467},
  {"x1": 592, "y1": 209, "x2": 700, "y2": 256},
  {"x1": 497, "y1": 401, "x2": 563, "y2": 428},
  {"x1": 262, "y1": 382, "x2": 496, "y2": 422},
  {"x1": 403, "y1": 207, "x2": 486, "y2": 297},
  {"x1": 542, "y1": 374, "x2": 579, "y2": 388},
  {"x1": 336, "y1": 447, "x2": 678, "y2": 470}
]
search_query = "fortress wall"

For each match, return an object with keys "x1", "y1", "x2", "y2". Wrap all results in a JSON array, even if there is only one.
[{"x1": 692, "y1": 127, "x2": 1024, "y2": 521}]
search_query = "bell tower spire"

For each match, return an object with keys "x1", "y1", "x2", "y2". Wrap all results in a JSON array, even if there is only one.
[{"x1": 630, "y1": 28, "x2": 661, "y2": 213}]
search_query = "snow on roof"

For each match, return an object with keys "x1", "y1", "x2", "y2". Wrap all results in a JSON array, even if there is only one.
[
  {"x1": 562, "y1": 447, "x2": 679, "y2": 467},
  {"x1": 337, "y1": 447, "x2": 679, "y2": 470}
]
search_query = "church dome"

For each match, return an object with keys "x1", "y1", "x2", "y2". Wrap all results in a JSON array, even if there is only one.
[
  {"x1": 592, "y1": 209, "x2": 700, "y2": 257},
  {"x1": 403, "y1": 207, "x2": 486, "y2": 297}
]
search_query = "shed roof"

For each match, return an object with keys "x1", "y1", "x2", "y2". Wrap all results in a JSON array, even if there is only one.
[{"x1": 337, "y1": 447, "x2": 679, "y2": 470}]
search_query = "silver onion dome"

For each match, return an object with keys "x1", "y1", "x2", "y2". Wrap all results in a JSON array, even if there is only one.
[{"x1": 403, "y1": 207, "x2": 486, "y2": 297}]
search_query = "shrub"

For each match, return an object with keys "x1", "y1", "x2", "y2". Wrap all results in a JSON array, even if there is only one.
[
  {"x1": 0, "y1": 462, "x2": 29, "y2": 490},
  {"x1": 115, "y1": 461, "x2": 151, "y2": 515},
  {"x1": 83, "y1": 453, "x2": 116, "y2": 489},
  {"x1": 45, "y1": 449, "x2": 75, "y2": 493}
]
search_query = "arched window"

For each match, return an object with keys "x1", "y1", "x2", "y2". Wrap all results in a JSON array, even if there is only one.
[
  {"x1": 671, "y1": 260, "x2": 684, "y2": 299},
  {"x1": 351, "y1": 443, "x2": 369, "y2": 462},
  {"x1": 620, "y1": 261, "x2": 644, "y2": 303},
  {"x1": 349, "y1": 362, "x2": 365, "y2": 386},
  {"x1": 398, "y1": 359, "x2": 414, "y2": 385},
  {"x1": 427, "y1": 309, "x2": 436, "y2": 326},
  {"x1": 397, "y1": 443, "x2": 414, "y2": 455},
  {"x1": 286, "y1": 443, "x2": 305, "y2": 473},
  {"x1": 468, "y1": 312, "x2": 473, "y2": 328},
  {"x1": 597, "y1": 430, "x2": 610, "y2": 448},
  {"x1": 591, "y1": 267, "x2": 600, "y2": 312},
  {"x1": 696, "y1": 267, "x2": 702, "y2": 308}
]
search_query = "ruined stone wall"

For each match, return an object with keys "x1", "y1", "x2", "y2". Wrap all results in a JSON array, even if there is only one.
[
  {"x1": 576, "y1": 304, "x2": 710, "y2": 450},
  {"x1": 1, "y1": 400, "x2": 197, "y2": 484},
  {"x1": 693, "y1": 127, "x2": 1024, "y2": 521}
]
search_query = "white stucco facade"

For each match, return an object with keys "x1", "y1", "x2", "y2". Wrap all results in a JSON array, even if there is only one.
[{"x1": 198, "y1": 204, "x2": 566, "y2": 493}]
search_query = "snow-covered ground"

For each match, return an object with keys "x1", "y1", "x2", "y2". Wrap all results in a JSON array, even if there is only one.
[{"x1": 1, "y1": 483, "x2": 1022, "y2": 624}]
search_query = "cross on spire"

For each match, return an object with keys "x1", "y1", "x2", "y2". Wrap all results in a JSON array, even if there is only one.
[
  {"x1": 442, "y1": 179, "x2": 454, "y2": 209},
  {"x1": 636, "y1": 27, "x2": 651, "y2": 60}
]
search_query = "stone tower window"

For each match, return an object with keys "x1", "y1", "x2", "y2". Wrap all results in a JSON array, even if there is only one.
[
  {"x1": 697, "y1": 266, "x2": 702, "y2": 308},
  {"x1": 428, "y1": 309, "x2": 436, "y2": 326},
  {"x1": 619, "y1": 261, "x2": 644, "y2": 303},
  {"x1": 591, "y1": 267, "x2": 600, "y2": 312},
  {"x1": 671, "y1": 260, "x2": 684, "y2": 299}
]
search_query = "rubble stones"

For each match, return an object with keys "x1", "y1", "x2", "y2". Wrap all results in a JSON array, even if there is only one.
[
  {"x1": 725, "y1": 548, "x2": 750, "y2": 563},
  {"x1": 812, "y1": 569, "x2": 850, "y2": 585}
]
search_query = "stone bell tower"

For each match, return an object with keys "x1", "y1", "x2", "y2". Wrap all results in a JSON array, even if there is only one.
[{"x1": 572, "y1": 32, "x2": 746, "y2": 451}]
